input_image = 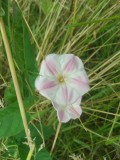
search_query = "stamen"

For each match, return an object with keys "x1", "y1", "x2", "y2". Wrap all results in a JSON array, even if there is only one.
[{"x1": 58, "y1": 75, "x2": 65, "y2": 83}]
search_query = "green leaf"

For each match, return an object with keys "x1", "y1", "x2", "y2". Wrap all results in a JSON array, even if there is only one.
[
  {"x1": 65, "y1": 15, "x2": 120, "y2": 28},
  {"x1": 0, "y1": 105, "x2": 25, "y2": 137},
  {"x1": 0, "y1": 8, "x2": 5, "y2": 17},
  {"x1": 22, "y1": 21, "x2": 37, "y2": 74},
  {"x1": 4, "y1": 80, "x2": 16, "y2": 104},
  {"x1": 18, "y1": 143, "x2": 34, "y2": 160},
  {"x1": 106, "y1": 136, "x2": 120, "y2": 145},
  {"x1": 10, "y1": 2, "x2": 38, "y2": 93},
  {"x1": 1, "y1": 0, "x2": 9, "y2": 24},
  {"x1": 17, "y1": 124, "x2": 53, "y2": 159},
  {"x1": 35, "y1": 149, "x2": 52, "y2": 160},
  {"x1": 4, "y1": 77, "x2": 38, "y2": 110},
  {"x1": 4, "y1": 78, "x2": 23, "y2": 104},
  {"x1": 39, "y1": 0, "x2": 53, "y2": 15},
  {"x1": 2, "y1": 2, "x2": 38, "y2": 103},
  {"x1": 16, "y1": 124, "x2": 54, "y2": 146},
  {"x1": 22, "y1": 19, "x2": 38, "y2": 90}
]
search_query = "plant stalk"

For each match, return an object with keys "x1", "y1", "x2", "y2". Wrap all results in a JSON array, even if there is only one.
[
  {"x1": 0, "y1": 17, "x2": 34, "y2": 150},
  {"x1": 50, "y1": 122, "x2": 62, "y2": 155}
]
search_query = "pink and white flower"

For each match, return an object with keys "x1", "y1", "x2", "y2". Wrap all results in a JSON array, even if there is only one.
[
  {"x1": 35, "y1": 54, "x2": 89, "y2": 104},
  {"x1": 35, "y1": 54, "x2": 90, "y2": 122}
]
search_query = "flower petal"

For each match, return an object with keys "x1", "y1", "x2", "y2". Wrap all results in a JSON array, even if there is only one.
[
  {"x1": 66, "y1": 70, "x2": 90, "y2": 96},
  {"x1": 35, "y1": 76, "x2": 58, "y2": 100},
  {"x1": 60, "y1": 54, "x2": 84, "y2": 74},
  {"x1": 64, "y1": 97, "x2": 82, "y2": 120},
  {"x1": 67, "y1": 104, "x2": 82, "y2": 119},
  {"x1": 57, "y1": 109, "x2": 71, "y2": 123},
  {"x1": 40, "y1": 54, "x2": 60, "y2": 77},
  {"x1": 52, "y1": 101, "x2": 71, "y2": 123},
  {"x1": 35, "y1": 54, "x2": 90, "y2": 107},
  {"x1": 54, "y1": 83, "x2": 79, "y2": 106},
  {"x1": 52, "y1": 97, "x2": 82, "y2": 123}
]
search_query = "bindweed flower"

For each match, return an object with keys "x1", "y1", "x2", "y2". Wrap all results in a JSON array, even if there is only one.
[
  {"x1": 52, "y1": 97, "x2": 82, "y2": 123},
  {"x1": 35, "y1": 54, "x2": 90, "y2": 122},
  {"x1": 35, "y1": 54, "x2": 89, "y2": 104}
]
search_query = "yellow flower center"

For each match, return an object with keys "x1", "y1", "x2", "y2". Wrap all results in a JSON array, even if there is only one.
[{"x1": 58, "y1": 75, "x2": 65, "y2": 83}]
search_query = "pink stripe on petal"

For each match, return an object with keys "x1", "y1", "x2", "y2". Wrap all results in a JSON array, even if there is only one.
[
  {"x1": 68, "y1": 91, "x2": 73, "y2": 102},
  {"x1": 45, "y1": 60, "x2": 57, "y2": 75},
  {"x1": 69, "y1": 106, "x2": 80, "y2": 116},
  {"x1": 58, "y1": 110, "x2": 64, "y2": 121},
  {"x1": 67, "y1": 76, "x2": 90, "y2": 96},
  {"x1": 72, "y1": 77, "x2": 88, "y2": 86},
  {"x1": 57, "y1": 109, "x2": 71, "y2": 123},
  {"x1": 62, "y1": 86, "x2": 68, "y2": 102},
  {"x1": 64, "y1": 57, "x2": 76, "y2": 72},
  {"x1": 41, "y1": 81, "x2": 57, "y2": 90}
]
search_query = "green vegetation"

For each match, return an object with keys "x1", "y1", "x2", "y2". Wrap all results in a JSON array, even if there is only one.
[{"x1": 0, "y1": 0, "x2": 120, "y2": 159}]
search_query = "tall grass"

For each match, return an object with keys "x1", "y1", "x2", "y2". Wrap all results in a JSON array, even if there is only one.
[{"x1": 0, "y1": 0, "x2": 120, "y2": 159}]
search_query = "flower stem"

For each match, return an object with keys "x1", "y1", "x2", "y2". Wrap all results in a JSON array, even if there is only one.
[
  {"x1": 26, "y1": 143, "x2": 35, "y2": 160},
  {"x1": 50, "y1": 122, "x2": 62, "y2": 155},
  {"x1": 0, "y1": 17, "x2": 34, "y2": 150}
]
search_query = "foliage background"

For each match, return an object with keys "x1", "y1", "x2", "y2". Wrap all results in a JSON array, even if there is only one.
[{"x1": 0, "y1": 0, "x2": 120, "y2": 159}]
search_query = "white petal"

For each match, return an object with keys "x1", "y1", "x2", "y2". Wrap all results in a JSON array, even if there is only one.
[
  {"x1": 67, "y1": 104, "x2": 82, "y2": 119},
  {"x1": 66, "y1": 97, "x2": 82, "y2": 119},
  {"x1": 60, "y1": 54, "x2": 84, "y2": 74},
  {"x1": 52, "y1": 98, "x2": 81, "y2": 110},
  {"x1": 40, "y1": 54, "x2": 61, "y2": 77},
  {"x1": 52, "y1": 101, "x2": 60, "y2": 111},
  {"x1": 52, "y1": 97, "x2": 82, "y2": 123},
  {"x1": 66, "y1": 70, "x2": 90, "y2": 96},
  {"x1": 53, "y1": 83, "x2": 79, "y2": 106},
  {"x1": 35, "y1": 76, "x2": 58, "y2": 100},
  {"x1": 52, "y1": 102, "x2": 71, "y2": 123},
  {"x1": 57, "y1": 109, "x2": 71, "y2": 123}
]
